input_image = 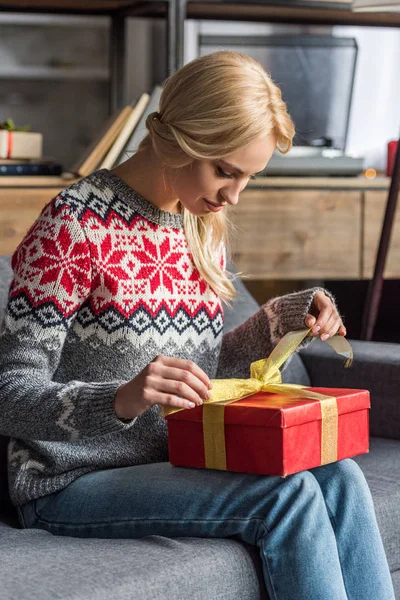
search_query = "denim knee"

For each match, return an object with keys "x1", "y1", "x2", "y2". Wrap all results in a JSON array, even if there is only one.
[
  {"x1": 328, "y1": 458, "x2": 371, "y2": 494},
  {"x1": 259, "y1": 470, "x2": 327, "y2": 542},
  {"x1": 268, "y1": 470, "x2": 324, "y2": 519},
  {"x1": 285, "y1": 469, "x2": 324, "y2": 497},
  {"x1": 313, "y1": 458, "x2": 375, "y2": 514}
]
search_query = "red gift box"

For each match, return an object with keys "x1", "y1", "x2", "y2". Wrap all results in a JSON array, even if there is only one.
[{"x1": 165, "y1": 387, "x2": 370, "y2": 477}]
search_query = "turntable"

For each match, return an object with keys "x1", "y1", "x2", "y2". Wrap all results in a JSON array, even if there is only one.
[
  {"x1": 199, "y1": 34, "x2": 366, "y2": 177},
  {"x1": 263, "y1": 145, "x2": 365, "y2": 177}
]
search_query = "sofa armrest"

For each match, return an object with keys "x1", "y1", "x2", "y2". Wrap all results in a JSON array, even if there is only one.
[{"x1": 299, "y1": 339, "x2": 400, "y2": 440}]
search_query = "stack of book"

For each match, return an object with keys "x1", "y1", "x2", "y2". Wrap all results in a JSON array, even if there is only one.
[
  {"x1": 67, "y1": 86, "x2": 162, "y2": 178},
  {"x1": 0, "y1": 86, "x2": 162, "y2": 180},
  {"x1": 0, "y1": 158, "x2": 63, "y2": 177}
]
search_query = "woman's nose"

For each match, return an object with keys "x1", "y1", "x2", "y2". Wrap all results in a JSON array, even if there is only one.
[{"x1": 220, "y1": 182, "x2": 241, "y2": 206}]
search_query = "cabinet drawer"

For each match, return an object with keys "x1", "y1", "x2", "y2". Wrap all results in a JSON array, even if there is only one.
[
  {"x1": 228, "y1": 189, "x2": 362, "y2": 280},
  {"x1": 363, "y1": 191, "x2": 400, "y2": 279},
  {"x1": 0, "y1": 188, "x2": 60, "y2": 255}
]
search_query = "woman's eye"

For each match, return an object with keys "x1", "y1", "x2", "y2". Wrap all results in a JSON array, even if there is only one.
[
  {"x1": 216, "y1": 166, "x2": 233, "y2": 179},
  {"x1": 216, "y1": 166, "x2": 257, "y2": 180}
]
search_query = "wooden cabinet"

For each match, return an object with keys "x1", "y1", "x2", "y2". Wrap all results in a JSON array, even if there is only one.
[
  {"x1": 228, "y1": 188, "x2": 362, "y2": 280},
  {"x1": 363, "y1": 190, "x2": 400, "y2": 279},
  {"x1": 1, "y1": 176, "x2": 399, "y2": 282},
  {"x1": 0, "y1": 184, "x2": 67, "y2": 255}
]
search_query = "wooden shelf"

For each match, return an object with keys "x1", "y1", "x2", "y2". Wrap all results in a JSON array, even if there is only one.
[
  {"x1": 124, "y1": 0, "x2": 400, "y2": 28},
  {"x1": 0, "y1": 174, "x2": 391, "y2": 189},
  {"x1": 1, "y1": 0, "x2": 400, "y2": 29},
  {"x1": 184, "y1": 1, "x2": 400, "y2": 28},
  {"x1": 0, "y1": 176, "x2": 80, "y2": 187},
  {"x1": 0, "y1": 66, "x2": 110, "y2": 80},
  {"x1": 0, "y1": 12, "x2": 109, "y2": 24},
  {"x1": 248, "y1": 175, "x2": 392, "y2": 190},
  {"x1": 0, "y1": 1, "x2": 135, "y2": 14}
]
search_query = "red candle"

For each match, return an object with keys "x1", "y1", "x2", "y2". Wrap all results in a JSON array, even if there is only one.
[{"x1": 387, "y1": 140, "x2": 399, "y2": 177}]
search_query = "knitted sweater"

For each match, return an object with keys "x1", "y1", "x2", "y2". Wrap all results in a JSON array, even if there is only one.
[{"x1": 0, "y1": 168, "x2": 337, "y2": 507}]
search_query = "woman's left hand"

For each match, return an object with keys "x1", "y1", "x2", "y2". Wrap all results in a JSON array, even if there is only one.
[{"x1": 304, "y1": 291, "x2": 347, "y2": 341}]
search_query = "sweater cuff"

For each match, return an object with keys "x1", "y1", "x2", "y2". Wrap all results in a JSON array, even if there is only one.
[
  {"x1": 262, "y1": 286, "x2": 339, "y2": 352},
  {"x1": 263, "y1": 287, "x2": 316, "y2": 343},
  {"x1": 83, "y1": 380, "x2": 136, "y2": 437}
]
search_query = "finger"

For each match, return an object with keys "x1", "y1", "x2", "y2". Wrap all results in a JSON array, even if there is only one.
[
  {"x1": 159, "y1": 365, "x2": 211, "y2": 401},
  {"x1": 306, "y1": 315, "x2": 321, "y2": 336},
  {"x1": 327, "y1": 321, "x2": 342, "y2": 340},
  {"x1": 320, "y1": 315, "x2": 342, "y2": 340},
  {"x1": 149, "y1": 389, "x2": 199, "y2": 410},
  {"x1": 319, "y1": 311, "x2": 337, "y2": 334},
  {"x1": 338, "y1": 322, "x2": 347, "y2": 336},
  {"x1": 305, "y1": 314, "x2": 316, "y2": 328},
  {"x1": 153, "y1": 371, "x2": 209, "y2": 406},
  {"x1": 156, "y1": 355, "x2": 212, "y2": 390},
  {"x1": 314, "y1": 304, "x2": 336, "y2": 332}
]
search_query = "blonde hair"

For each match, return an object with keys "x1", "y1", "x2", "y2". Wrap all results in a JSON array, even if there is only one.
[{"x1": 138, "y1": 51, "x2": 295, "y2": 305}]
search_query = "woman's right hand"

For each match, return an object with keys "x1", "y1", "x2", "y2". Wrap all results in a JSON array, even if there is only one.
[{"x1": 114, "y1": 355, "x2": 213, "y2": 420}]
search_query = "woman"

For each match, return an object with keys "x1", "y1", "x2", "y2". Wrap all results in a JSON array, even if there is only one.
[{"x1": 0, "y1": 51, "x2": 394, "y2": 599}]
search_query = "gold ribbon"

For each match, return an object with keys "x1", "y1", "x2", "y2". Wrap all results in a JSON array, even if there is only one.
[{"x1": 163, "y1": 328, "x2": 353, "y2": 472}]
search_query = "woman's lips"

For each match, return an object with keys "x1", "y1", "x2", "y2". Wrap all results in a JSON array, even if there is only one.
[{"x1": 204, "y1": 199, "x2": 224, "y2": 212}]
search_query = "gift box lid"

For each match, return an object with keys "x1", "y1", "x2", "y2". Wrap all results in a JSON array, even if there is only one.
[{"x1": 165, "y1": 387, "x2": 370, "y2": 429}]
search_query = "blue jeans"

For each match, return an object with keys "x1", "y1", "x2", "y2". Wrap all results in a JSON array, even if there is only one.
[{"x1": 18, "y1": 458, "x2": 395, "y2": 600}]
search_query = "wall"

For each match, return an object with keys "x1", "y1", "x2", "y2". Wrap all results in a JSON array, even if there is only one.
[{"x1": 333, "y1": 25, "x2": 400, "y2": 171}]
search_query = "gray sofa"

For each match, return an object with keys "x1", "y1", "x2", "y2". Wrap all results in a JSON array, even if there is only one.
[{"x1": 0, "y1": 254, "x2": 399, "y2": 600}]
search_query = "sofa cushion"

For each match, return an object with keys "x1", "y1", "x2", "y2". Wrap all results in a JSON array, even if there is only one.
[
  {"x1": 281, "y1": 352, "x2": 311, "y2": 386},
  {"x1": 0, "y1": 255, "x2": 12, "y2": 311},
  {"x1": 353, "y1": 436, "x2": 400, "y2": 574},
  {"x1": 0, "y1": 436, "x2": 12, "y2": 518},
  {"x1": 299, "y1": 338, "x2": 400, "y2": 440},
  {"x1": 392, "y1": 570, "x2": 400, "y2": 598},
  {"x1": 0, "y1": 256, "x2": 13, "y2": 517},
  {"x1": 0, "y1": 526, "x2": 267, "y2": 600},
  {"x1": 223, "y1": 267, "x2": 260, "y2": 334}
]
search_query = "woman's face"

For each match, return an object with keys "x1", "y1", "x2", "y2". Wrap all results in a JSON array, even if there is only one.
[{"x1": 172, "y1": 134, "x2": 277, "y2": 216}]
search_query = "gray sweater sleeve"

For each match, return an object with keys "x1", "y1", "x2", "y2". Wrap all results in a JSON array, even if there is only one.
[
  {"x1": 216, "y1": 286, "x2": 339, "y2": 379},
  {"x1": 0, "y1": 201, "x2": 133, "y2": 442}
]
